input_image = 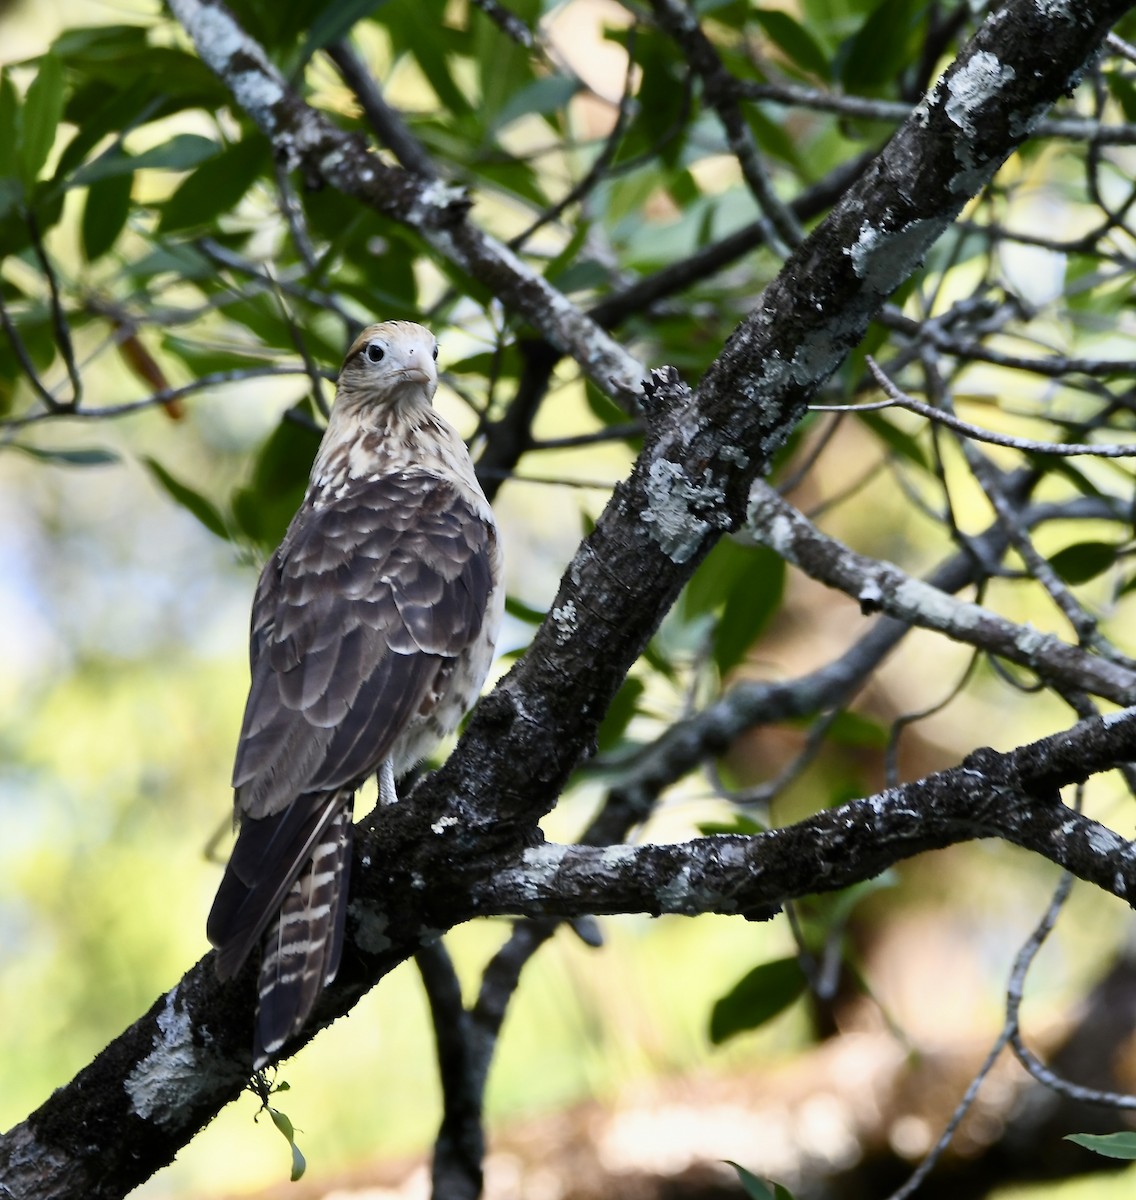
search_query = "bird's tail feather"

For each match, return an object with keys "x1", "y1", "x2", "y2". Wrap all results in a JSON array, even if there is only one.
[{"x1": 254, "y1": 803, "x2": 353, "y2": 1068}]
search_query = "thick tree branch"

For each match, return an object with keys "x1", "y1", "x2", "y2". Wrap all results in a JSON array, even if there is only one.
[{"x1": 469, "y1": 708, "x2": 1136, "y2": 919}]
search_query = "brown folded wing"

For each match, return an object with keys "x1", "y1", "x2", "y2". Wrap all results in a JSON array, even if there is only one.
[{"x1": 207, "y1": 471, "x2": 494, "y2": 980}]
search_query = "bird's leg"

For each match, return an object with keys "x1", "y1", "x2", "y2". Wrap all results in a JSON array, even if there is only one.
[{"x1": 378, "y1": 758, "x2": 399, "y2": 806}]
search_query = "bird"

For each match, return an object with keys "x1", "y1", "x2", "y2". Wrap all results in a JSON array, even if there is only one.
[{"x1": 207, "y1": 320, "x2": 503, "y2": 1068}]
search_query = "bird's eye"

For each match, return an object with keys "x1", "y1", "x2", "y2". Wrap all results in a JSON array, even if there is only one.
[
  {"x1": 432, "y1": 344, "x2": 439, "y2": 361},
  {"x1": 366, "y1": 343, "x2": 385, "y2": 363}
]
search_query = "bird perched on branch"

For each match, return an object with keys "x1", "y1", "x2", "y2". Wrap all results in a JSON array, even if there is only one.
[{"x1": 207, "y1": 321, "x2": 503, "y2": 1068}]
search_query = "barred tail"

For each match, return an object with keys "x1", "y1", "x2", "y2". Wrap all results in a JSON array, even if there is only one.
[{"x1": 253, "y1": 804, "x2": 353, "y2": 1068}]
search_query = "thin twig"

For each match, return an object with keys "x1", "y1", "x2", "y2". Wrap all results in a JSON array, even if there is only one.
[
  {"x1": 858, "y1": 357, "x2": 1136, "y2": 458},
  {"x1": 326, "y1": 40, "x2": 440, "y2": 179},
  {"x1": 647, "y1": 0, "x2": 802, "y2": 254},
  {"x1": 25, "y1": 209, "x2": 82, "y2": 408},
  {"x1": 0, "y1": 366, "x2": 311, "y2": 429}
]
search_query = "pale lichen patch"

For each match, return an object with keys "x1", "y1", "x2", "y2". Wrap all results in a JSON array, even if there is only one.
[
  {"x1": 350, "y1": 902, "x2": 392, "y2": 954},
  {"x1": 846, "y1": 218, "x2": 942, "y2": 293},
  {"x1": 945, "y1": 52, "x2": 1016, "y2": 138},
  {"x1": 641, "y1": 459, "x2": 727, "y2": 564},
  {"x1": 517, "y1": 844, "x2": 570, "y2": 900},
  {"x1": 126, "y1": 987, "x2": 227, "y2": 1128},
  {"x1": 551, "y1": 600, "x2": 579, "y2": 645}
]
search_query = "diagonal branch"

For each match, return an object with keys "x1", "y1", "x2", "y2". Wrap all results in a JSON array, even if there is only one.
[
  {"x1": 469, "y1": 707, "x2": 1136, "y2": 919},
  {"x1": 166, "y1": 0, "x2": 645, "y2": 402},
  {"x1": 746, "y1": 482, "x2": 1136, "y2": 706}
]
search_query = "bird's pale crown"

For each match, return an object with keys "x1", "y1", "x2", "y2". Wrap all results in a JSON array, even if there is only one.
[{"x1": 338, "y1": 320, "x2": 439, "y2": 407}]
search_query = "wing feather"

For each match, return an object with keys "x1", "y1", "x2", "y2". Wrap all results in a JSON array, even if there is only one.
[{"x1": 209, "y1": 471, "x2": 494, "y2": 979}]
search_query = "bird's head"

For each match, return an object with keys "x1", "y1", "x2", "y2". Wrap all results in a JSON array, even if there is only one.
[{"x1": 336, "y1": 321, "x2": 439, "y2": 411}]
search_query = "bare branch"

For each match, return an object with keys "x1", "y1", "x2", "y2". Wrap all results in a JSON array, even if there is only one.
[
  {"x1": 165, "y1": 0, "x2": 646, "y2": 403},
  {"x1": 855, "y1": 356, "x2": 1136, "y2": 458},
  {"x1": 747, "y1": 481, "x2": 1136, "y2": 706}
]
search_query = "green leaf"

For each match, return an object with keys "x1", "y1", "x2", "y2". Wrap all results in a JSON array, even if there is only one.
[
  {"x1": 72, "y1": 134, "x2": 221, "y2": 187},
  {"x1": 158, "y1": 137, "x2": 269, "y2": 233},
  {"x1": 268, "y1": 1106, "x2": 307, "y2": 1182},
  {"x1": 752, "y1": 10, "x2": 830, "y2": 81},
  {"x1": 11, "y1": 444, "x2": 119, "y2": 466},
  {"x1": 1048, "y1": 541, "x2": 1119, "y2": 586},
  {"x1": 231, "y1": 406, "x2": 322, "y2": 550},
  {"x1": 837, "y1": 0, "x2": 929, "y2": 93},
  {"x1": 709, "y1": 956, "x2": 808, "y2": 1044},
  {"x1": 52, "y1": 23, "x2": 149, "y2": 62},
  {"x1": 288, "y1": 1138, "x2": 306, "y2": 1182},
  {"x1": 493, "y1": 75, "x2": 579, "y2": 131},
  {"x1": 81, "y1": 170, "x2": 133, "y2": 261},
  {"x1": 856, "y1": 409, "x2": 928, "y2": 469},
  {"x1": 724, "y1": 1162, "x2": 795, "y2": 1200},
  {"x1": 552, "y1": 259, "x2": 610, "y2": 294},
  {"x1": 697, "y1": 815, "x2": 766, "y2": 836},
  {"x1": 597, "y1": 676, "x2": 645, "y2": 753},
  {"x1": 0, "y1": 70, "x2": 19, "y2": 181},
  {"x1": 143, "y1": 458, "x2": 230, "y2": 541},
  {"x1": 505, "y1": 595, "x2": 547, "y2": 625},
  {"x1": 682, "y1": 537, "x2": 785, "y2": 673},
  {"x1": 295, "y1": 0, "x2": 382, "y2": 69},
  {"x1": 714, "y1": 547, "x2": 785, "y2": 674},
  {"x1": 56, "y1": 78, "x2": 161, "y2": 180},
  {"x1": 383, "y1": 0, "x2": 472, "y2": 116},
  {"x1": 824, "y1": 710, "x2": 888, "y2": 749},
  {"x1": 160, "y1": 333, "x2": 272, "y2": 377},
  {"x1": 20, "y1": 54, "x2": 65, "y2": 184},
  {"x1": 1065, "y1": 1132, "x2": 1136, "y2": 1160},
  {"x1": 1108, "y1": 71, "x2": 1136, "y2": 124}
]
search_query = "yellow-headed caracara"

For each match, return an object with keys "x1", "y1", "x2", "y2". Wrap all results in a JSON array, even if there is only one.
[{"x1": 208, "y1": 321, "x2": 503, "y2": 1067}]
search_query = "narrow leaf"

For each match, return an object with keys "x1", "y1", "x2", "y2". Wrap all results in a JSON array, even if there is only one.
[
  {"x1": 20, "y1": 54, "x2": 65, "y2": 184},
  {"x1": 714, "y1": 549, "x2": 785, "y2": 674},
  {"x1": 158, "y1": 137, "x2": 268, "y2": 233},
  {"x1": 0, "y1": 70, "x2": 19, "y2": 181},
  {"x1": 697, "y1": 815, "x2": 766, "y2": 836},
  {"x1": 1048, "y1": 541, "x2": 1119, "y2": 586},
  {"x1": 709, "y1": 957, "x2": 807, "y2": 1044},
  {"x1": 837, "y1": 0, "x2": 929, "y2": 93},
  {"x1": 288, "y1": 1139, "x2": 307, "y2": 1182},
  {"x1": 1065, "y1": 1132, "x2": 1136, "y2": 1160},
  {"x1": 231, "y1": 408, "x2": 322, "y2": 550},
  {"x1": 493, "y1": 75, "x2": 579, "y2": 131},
  {"x1": 72, "y1": 134, "x2": 221, "y2": 187},
  {"x1": 81, "y1": 170, "x2": 133, "y2": 260},
  {"x1": 597, "y1": 676, "x2": 645, "y2": 753},
  {"x1": 144, "y1": 457, "x2": 229, "y2": 540},
  {"x1": 268, "y1": 1107, "x2": 294, "y2": 1141},
  {"x1": 267, "y1": 1107, "x2": 306, "y2": 1181},
  {"x1": 857, "y1": 409, "x2": 929, "y2": 469},
  {"x1": 296, "y1": 0, "x2": 381, "y2": 68},
  {"x1": 12, "y1": 444, "x2": 119, "y2": 466},
  {"x1": 752, "y1": 10, "x2": 830, "y2": 81},
  {"x1": 725, "y1": 1162, "x2": 796, "y2": 1200}
]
